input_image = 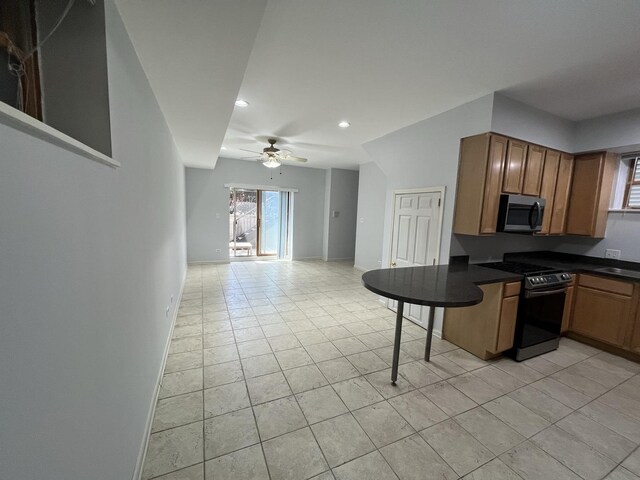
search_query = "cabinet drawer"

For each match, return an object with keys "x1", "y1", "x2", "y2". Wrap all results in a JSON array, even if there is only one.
[
  {"x1": 503, "y1": 282, "x2": 521, "y2": 297},
  {"x1": 578, "y1": 274, "x2": 634, "y2": 296}
]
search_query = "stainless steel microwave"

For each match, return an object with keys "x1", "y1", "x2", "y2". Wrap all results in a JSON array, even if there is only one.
[{"x1": 497, "y1": 194, "x2": 545, "y2": 233}]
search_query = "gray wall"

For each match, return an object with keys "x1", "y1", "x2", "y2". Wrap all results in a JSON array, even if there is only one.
[
  {"x1": 0, "y1": 2, "x2": 187, "y2": 479},
  {"x1": 354, "y1": 162, "x2": 387, "y2": 271},
  {"x1": 186, "y1": 158, "x2": 327, "y2": 262},
  {"x1": 491, "y1": 94, "x2": 575, "y2": 153},
  {"x1": 324, "y1": 168, "x2": 359, "y2": 261},
  {"x1": 574, "y1": 108, "x2": 640, "y2": 153},
  {"x1": 38, "y1": 0, "x2": 112, "y2": 156}
]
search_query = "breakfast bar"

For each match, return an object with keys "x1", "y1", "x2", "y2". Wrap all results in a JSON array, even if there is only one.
[{"x1": 362, "y1": 263, "x2": 521, "y2": 384}]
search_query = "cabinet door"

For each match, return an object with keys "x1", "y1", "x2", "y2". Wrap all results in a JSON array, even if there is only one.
[
  {"x1": 502, "y1": 140, "x2": 528, "y2": 194},
  {"x1": 495, "y1": 295, "x2": 518, "y2": 352},
  {"x1": 571, "y1": 285, "x2": 633, "y2": 347},
  {"x1": 561, "y1": 283, "x2": 574, "y2": 333},
  {"x1": 566, "y1": 153, "x2": 604, "y2": 236},
  {"x1": 549, "y1": 154, "x2": 574, "y2": 235},
  {"x1": 630, "y1": 312, "x2": 640, "y2": 354},
  {"x1": 538, "y1": 150, "x2": 560, "y2": 235},
  {"x1": 522, "y1": 145, "x2": 545, "y2": 196},
  {"x1": 479, "y1": 135, "x2": 508, "y2": 234}
]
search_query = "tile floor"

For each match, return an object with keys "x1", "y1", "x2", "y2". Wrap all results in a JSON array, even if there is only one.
[{"x1": 142, "y1": 260, "x2": 640, "y2": 480}]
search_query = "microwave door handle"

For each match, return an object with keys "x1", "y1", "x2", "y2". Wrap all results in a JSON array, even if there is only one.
[{"x1": 529, "y1": 202, "x2": 541, "y2": 228}]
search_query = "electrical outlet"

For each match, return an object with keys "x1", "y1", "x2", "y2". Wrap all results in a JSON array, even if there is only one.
[
  {"x1": 605, "y1": 249, "x2": 621, "y2": 259},
  {"x1": 215, "y1": 213, "x2": 220, "y2": 219},
  {"x1": 215, "y1": 248, "x2": 221, "y2": 253}
]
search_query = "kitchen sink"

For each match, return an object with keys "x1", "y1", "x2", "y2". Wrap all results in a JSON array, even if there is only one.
[{"x1": 594, "y1": 267, "x2": 640, "y2": 279}]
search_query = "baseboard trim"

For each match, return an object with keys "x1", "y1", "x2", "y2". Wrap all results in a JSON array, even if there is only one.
[
  {"x1": 132, "y1": 266, "x2": 187, "y2": 480},
  {"x1": 353, "y1": 264, "x2": 368, "y2": 272},
  {"x1": 292, "y1": 256, "x2": 323, "y2": 261},
  {"x1": 187, "y1": 260, "x2": 229, "y2": 265},
  {"x1": 325, "y1": 257, "x2": 355, "y2": 262}
]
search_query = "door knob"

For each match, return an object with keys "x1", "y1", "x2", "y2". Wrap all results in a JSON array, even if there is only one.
[{"x1": 391, "y1": 262, "x2": 397, "y2": 267}]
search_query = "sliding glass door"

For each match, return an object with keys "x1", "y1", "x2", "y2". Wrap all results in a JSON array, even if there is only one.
[{"x1": 258, "y1": 190, "x2": 280, "y2": 255}]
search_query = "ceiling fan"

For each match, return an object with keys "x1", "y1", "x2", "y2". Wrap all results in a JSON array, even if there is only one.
[{"x1": 241, "y1": 138, "x2": 308, "y2": 168}]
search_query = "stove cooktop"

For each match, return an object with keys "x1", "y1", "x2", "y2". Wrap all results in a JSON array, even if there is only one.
[{"x1": 477, "y1": 261, "x2": 558, "y2": 276}]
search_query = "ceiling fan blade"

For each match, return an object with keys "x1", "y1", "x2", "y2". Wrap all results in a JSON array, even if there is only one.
[
  {"x1": 276, "y1": 149, "x2": 292, "y2": 157},
  {"x1": 284, "y1": 156, "x2": 308, "y2": 163},
  {"x1": 241, "y1": 156, "x2": 259, "y2": 159},
  {"x1": 239, "y1": 148, "x2": 263, "y2": 154}
]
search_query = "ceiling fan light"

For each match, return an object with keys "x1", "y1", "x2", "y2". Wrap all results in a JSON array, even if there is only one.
[
  {"x1": 338, "y1": 121, "x2": 351, "y2": 128},
  {"x1": 263, "y1": 158, "x2": 281, "y2": 168},
  {"x1": 235, "y1": 99, "x2": 249, "y2": 107}
]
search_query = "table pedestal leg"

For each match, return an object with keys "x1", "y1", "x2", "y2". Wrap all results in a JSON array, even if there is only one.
[
  {"x1": 424, "y1": 306, "x2": 436, "y2": 362},
  {"x1": 391, "y1": 301, "x2": 404, "y2": 385}
]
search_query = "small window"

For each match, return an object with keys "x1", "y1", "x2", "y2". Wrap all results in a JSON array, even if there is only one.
[{"x1": 624, "y1": 157, "x2": 640, "y2": 209}]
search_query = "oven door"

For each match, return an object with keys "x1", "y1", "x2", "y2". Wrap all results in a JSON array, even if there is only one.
[{"x1": 513, "y1": 286, "x2": 566, "y2": 355}]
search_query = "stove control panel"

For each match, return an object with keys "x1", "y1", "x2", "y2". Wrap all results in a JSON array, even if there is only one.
[{"x1": 524, "y1": 272, "x2": 572, "y2": 290}]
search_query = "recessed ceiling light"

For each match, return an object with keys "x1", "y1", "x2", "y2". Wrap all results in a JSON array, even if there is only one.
[
  {"x1": 338, "y1": 121, "x2": 351, "y2": 128},
  {"x1": 221, "y1": 146, "x2": 227, "y2": 150},
  {"x1": 235, "y1": 99, "x2": 249, "y2": 107}
]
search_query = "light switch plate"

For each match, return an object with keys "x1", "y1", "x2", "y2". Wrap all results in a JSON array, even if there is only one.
[{"x1": 605, "y1": 249, "x2": 621, "y2": 259}]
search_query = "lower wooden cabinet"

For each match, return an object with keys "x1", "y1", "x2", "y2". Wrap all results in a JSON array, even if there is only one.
[
  {"x1": 443, "y1": 281, "x2": 520, "y2": 359},
  {"x1": 569, "y1": 274, "x2": 639, "y2": 351},
  {"x1": 560, "y1": 275, "x2": 576, "y2": 333}
]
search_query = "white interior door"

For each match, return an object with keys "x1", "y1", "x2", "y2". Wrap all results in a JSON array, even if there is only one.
[{"x1": 389, "y1": 189, "x2": 443, "y2": 327}]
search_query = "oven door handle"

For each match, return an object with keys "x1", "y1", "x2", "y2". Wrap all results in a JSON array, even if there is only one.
[{"x1": 524, "y1": 287, "x2": 567, "y2": 298}]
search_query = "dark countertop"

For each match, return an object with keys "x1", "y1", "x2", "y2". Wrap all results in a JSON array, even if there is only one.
[
  {"x1": 361, "y1": 264, "x2": 522, "y2": 307},
  {"x1": 503, "y1": 251, "x2": 640, "y2": 282}
]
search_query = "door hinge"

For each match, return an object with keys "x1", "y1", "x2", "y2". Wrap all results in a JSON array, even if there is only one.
[{"x1": 438, "y1": 198, "x2": 441, "y2": 207}]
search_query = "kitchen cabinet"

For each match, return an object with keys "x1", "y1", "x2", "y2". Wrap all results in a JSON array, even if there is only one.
[
  {"x1": 549, "y1": 153, "x2": 574, "y2": 235},
  {"x1": 571, "y1": 274, "x2": 635, "y2": 347},
  {"x1": 565, "y1": 152, "x2": 617, "y2": 238},
  {"x1": 453, "y1": 133, "x2": 507, "y2": 235},
  {"x1": 537, "y1": 150, "x2": 560, "y2": 235},
  {"x1": 522, "y1": 145, "x2": 545, "y2": 196},
  {"x1": 560, "y1": 274, "x2": 576, "y2": 333},
  {"x1": 502, "y1": 139, "x2": 528, "y2": 194},
  {"x1": 443, "y1": 281, "x2": 520, "y2": 359},
  {"x1": 630, "y1": 309, "x2": 640, "y2": 354}
]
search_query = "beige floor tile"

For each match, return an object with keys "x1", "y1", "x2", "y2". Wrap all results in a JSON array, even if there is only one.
[
  {"x1": 241, "y1": 353, "x2": 281, "y2": 379},
  {"x1": 462, "y1": 458, "x2": 521, "y2": 480},
  {"x1": 490, "y1": 357, "x2": 544, "y2": 384},
  {"x1": 253, "y1": 396, "x2": 307, "y2": 441},
  {"x1": 347, "y1": 351, "x2": 389, "y2": 375},
  {"x1": 153, "y1": 391, "x2": 203, "y2": 432},
  {"x1": 170, "y1": 336, "x2": 203, "y2": 354},
  {"x1": 317, "y1": 357, "x2": 361, "y2": 384},
  {"x1": 204, "y1": 345, "x2": 238, "y2": 366},
  {"x1": 442, "y1": 349, "x2": 488, "y2": 371},
  {"x1": 398, "y1": 361, "x2": 442, "y2": 388},
  {"x1": 296, "y1": 385, "x2": 348, "y2": 424},
  {"x1": 246, "y1": 372, "x2": 292, "y2": 405},
  {"x1": 154, "y1": 463, "x2": 204, "y2": 480},
  {"x1": 532, "y1": 426, "x2": 617, "y2": 480},
  {"x1": 352, "y1": 401, "x2": 415, "y2": 448},
  {"x1": 204, "y1": 380, "x2": 249, "y2": 417},
  {"x1": 283, "y1": 364, "x2": 328, "y2": 393},
  {"x1": 484, "y1": 396, "x2": 550, "y2": 438},
  {"x1": 311, "y1": 413, "x2": 375, "y2": 467},
  {"x1": 203, "y1": 360, "x2": 243, "y2": 389},
  {"x1": 388, "y1": 390, "x2": 448, "y2": 430},
  {"x1": 204, "y1": 444, "x2": 269, "y2": 480},
  {"x1": 420, "y1": 419, "x2": 494, "y2": 477},
  {"x1": 365, "y1": 369, "x2": 414, "y2": 399},
  {"x1": 333, "y1": 337, "x2": 369, "y2": 356},
  {"x1": 274, "y1": 347, "x2": 314, "y2": 369},
  {"x1": 237, "y1": 339, "x2": 272, "y2": 359},
  {"x1": 333, "y1": 376, "x2": 384, "y2": 410},
  {"x1": 166, "y1": 351, "x2": 204, "y2": 373},
  {"x1": 508, "y1": 385, "x2": 573, "y2": 423},
  {"x1": 143, "y1": 422, "x2": 204, "y2": 479},
  {"x1": 234, "y1": 327, "x2": 265, "y2": 343},
  {"x1": 580, "y1": 401, "x2": 640, "y2": 443},
  {"x1": 306, "y1": 342, "x2": 343, "y2": 362},
  {"x1": 420, "y1": 381, "x2": 478, "y2": 417},
  {"x1": 203, "y1": 331, "x2": 235, "y2": 348},
  {"x1": 266, "y1": 334, "x2": 302, "y2": 351},
  {"x1": 556, "y1": 412, "x2": 636, "y2": 463},
  {"x1": 604, "y1": 466, "x2": 640, "y2": 480},
  {"x1": 622, "y1": 447, "x2": 640, "y2": 476},
  {"x1": 530, "y1": 377, "x2": 591, "y2": 409},
  {"x1": 204, "y1": 408, "x2": 259, "y2": 459},
  {"x1": 499, "y1": 441, "x2": 581, "y2": 480},
  {"x1": 381, "y1": 433, "x2": 457, "y2": 480},
  {"x1": 262, "y1": 428, "x2": 329, "y2": 480},
  {"x1": 447, "y1": 372, "x2": 502, "y2": 404},
  {"x1": 333, "y1": 451, "x2": 399, "y2": 480},
  {"x1": 551, "y1": 369, "x2": 610, "y2": 398},
  {"x1": 160, "y1": 368, "x2": 203, "y2": 399},
  {"x1": 455, "y1": 407, "x2": 525, "y2": 455}
]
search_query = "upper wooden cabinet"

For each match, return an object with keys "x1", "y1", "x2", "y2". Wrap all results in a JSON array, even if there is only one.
[
  {"x1": 522, "y1": 145, "x2": 546, "y2": 196},
  {"x1": 537, "y1": 150, "x2": 560, "y2": 235},
  {"x1": 453, "y1": 133, "x2": 507, "y2": 235},
  {"x1": 502, "y1": 139, "x2": 528, "y2": 194},
  {"x1": 565, "y1": 152, "x2": 618, "y2": 238},
  {"x1": 549, "y1": 153, "x2": 574, "y2": 235}
]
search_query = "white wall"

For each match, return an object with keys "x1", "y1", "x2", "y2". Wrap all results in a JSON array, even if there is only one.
[
  {"x1": 354, "y1": 162, "x2": 387, "y2": 271},
  {"x1": 324, "y1": 168, "x2": 359, "y2": 261},
  {"x1": 186, "y1": 158, "x2": 327, "y2": 262},
  {"x1": 491, "y1": 93, "x2": 575, "y2": 152},
  {"x1": 0, "y1": 2, "x2": 187, "y2": 479},
  {"x1": 574, "y1": 108, "x2": 640, "y2": 153}
]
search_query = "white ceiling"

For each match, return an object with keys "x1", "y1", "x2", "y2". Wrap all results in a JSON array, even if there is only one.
[{"x1": 117, "y1": 0, "x2": 640, "y2": 170}]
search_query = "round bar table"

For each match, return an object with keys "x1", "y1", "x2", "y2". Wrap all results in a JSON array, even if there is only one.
[{"x1": 362, "y1": 265, "x2": 484, "y2": 385}]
